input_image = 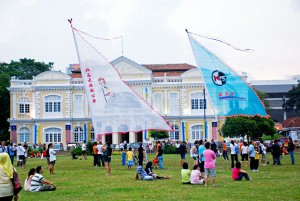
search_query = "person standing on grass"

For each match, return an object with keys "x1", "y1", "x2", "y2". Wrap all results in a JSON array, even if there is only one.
[
  {"x1": 198, "y1": 140, "x2": 205, "y2": 178},
  {"x1": 271, "y1": 139, "x2": 281, "y2": 165},
  {"x1": 103, "y1": 142, "x2": 112, "y2": 176},
  {"x1": 230, "y1": 140, "x2": 238, "y2": 168},
  {"x1": 97, "y1": 142, "x2": 104, "y2": 167},
  {"x1": 92, "y1": 142, "x2": 98, "y2": 167},
  {"x1": 49, "y1": 143, "x2": 56, "y2": 174},
  {"x1": 156, "y1": 142, "x2": 164, "y2": 169},
  {"x1": 203, "y1": 142, "x2": 216, "y2": 187},
  {"x1": 260, "y1": 140, "x2": 267, "y2": 166},
  {"x1": 80, "y1": 140, "x2": 87, "y2": 160},
  {"x1": 191, "y1": 140, "x2": 199, "y2": 166},
  {"x1": 241, "y1": 141, "x2": 249, "y2": 167},
  {"x1": 232, "y1": 162, "x2": 251, "y2": 181},
  {"x1": 179, "y1": 141, "x2": 187, "y2": 166},
  {"x1": 287, "y1": 138, "x2": 295, "y2": 165},
  {"x1": 127, "y1": 147, "x2": 134, "y2": 170},
  {"x1": 16, "y1": 143, "x2": 25, "y2": 167},
  {"x1": 138, "y1": 143, "x2": 145, "y2": 166},
  {"x1": 222, "y1": 140, "x2": 229, "y2": 160}
]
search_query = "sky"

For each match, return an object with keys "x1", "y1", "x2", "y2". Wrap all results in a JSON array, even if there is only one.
[{"x1": 1, "y1": 0, "x2": 300, "y2": 80}]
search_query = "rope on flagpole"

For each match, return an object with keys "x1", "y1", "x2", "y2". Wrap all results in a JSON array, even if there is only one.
[{"x1": 187, "y1": 30, "x2": 254, "y2": 52}]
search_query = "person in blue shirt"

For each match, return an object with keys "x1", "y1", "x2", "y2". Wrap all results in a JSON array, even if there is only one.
[
  {"x1": 198, "y1": 139, "x2": 205, "y2": 178},
  {"x1": 248, "y1": 140, "x2": 257, "y2": 172},
  {"x1": 7, "y1": 143, "x2": 15, "y2": 165}
]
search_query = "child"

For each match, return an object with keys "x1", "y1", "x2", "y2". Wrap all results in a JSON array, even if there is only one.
[
  {"x1": 232, "y1": 162, "x2": 251, "y2": 181},
  {"x1": 127, "y1": 147, "x2": 134, "y2": 170},
  {"x1": 181, "y1": 162, "x2": 191, "y2": 184},
  {"x1": 190, "y1": 165, "x2": 204, "y2": 185}
]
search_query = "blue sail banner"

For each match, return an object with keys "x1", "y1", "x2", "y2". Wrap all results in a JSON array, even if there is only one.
[{"x1": 188, "y1": 34, "x2": 267, "y2": 117}]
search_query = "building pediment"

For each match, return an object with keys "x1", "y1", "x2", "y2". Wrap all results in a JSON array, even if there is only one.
[
  {"x1": 111, "y1": 56, "x2": 152, "y2": 75},
  {"x1": 35, "y1": 71, "x2": 71, "y2": 80}
]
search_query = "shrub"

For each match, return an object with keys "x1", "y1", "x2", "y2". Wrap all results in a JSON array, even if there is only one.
[{"x1": 163, "y1": 144, "x2": 176, "y2": 154}]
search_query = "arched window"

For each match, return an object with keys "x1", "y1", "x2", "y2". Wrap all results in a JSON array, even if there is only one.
[
  {"x1": 169, "y1": 92, "x2": 179, "y2": 115},
  {"x1": 74, "y1": 127, "x2": 84, "y2": 142},
  {"x1": 169, "y1": 125, "x2": 179, "y2": 140},
  {"x1": 18, "y1": 127, "x2": 30, "y2": 143},
  {"x1": 18, "y1": 97, "x2": 30, "y2": 114},
  {"x1": 90, "y1": 127, "x2": 95, "y2": 142},
  {"x1": 44, "y1": 95, "x2": 61, "y2": 113},
  {"x1": 44, "y1": 128, "x2": 62, "y2": 143},
  {"x1": 191, "y1": 125, "x2": 203, "y2": 140},
  {"x1": 153, "y1": 93, "x2": 163, "y2": 114}
]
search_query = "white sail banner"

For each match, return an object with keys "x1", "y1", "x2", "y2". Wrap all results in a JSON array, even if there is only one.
[{"x1": 71, "y1": 27, "x2": 171, "y2": 135}]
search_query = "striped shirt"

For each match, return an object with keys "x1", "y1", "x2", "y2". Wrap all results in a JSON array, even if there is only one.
[{"x1": 30, "y1": 173, "x2": 45, "y2": 192}]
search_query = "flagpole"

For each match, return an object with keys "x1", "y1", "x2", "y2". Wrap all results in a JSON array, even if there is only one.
[{"x1": 68, "y1": 19, "x2": 82, "y2": 65}]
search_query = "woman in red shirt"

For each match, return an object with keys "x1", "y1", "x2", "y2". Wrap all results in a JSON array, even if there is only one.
[{"x1": 232, "y1": 162, "x2": 251, "y2": 181}]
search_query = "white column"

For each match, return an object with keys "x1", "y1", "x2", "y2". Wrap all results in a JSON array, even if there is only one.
[
  {"x1": 129, "y1": 131, "x2": 136, "y2": 143},
  {"x1": 164, "y1": 89, "x2": 168, "y2": 115},
  {"x1": 112, "y1": 132, "x2": 119, "y2": 145}
]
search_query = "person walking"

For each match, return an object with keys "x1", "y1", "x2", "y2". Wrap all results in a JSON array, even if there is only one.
[
  {"x1": 222, "y1": 140, "x2": 229, "y2": 160},
  {"x1": 80, "y1": 140, "x2": 87, "y2": 160},
  {"x1": 241, "y1": 142, "x2": 249, "y2": 167},
  {"x1": 287, "y1": 138, "x2": 295, "y2": 165},
  {"x1": 92, "y1": 142, "x2": 98, "y2": 167},
  {"x1": 248, "y1": 140, "x2": 257, "y2": 171}
]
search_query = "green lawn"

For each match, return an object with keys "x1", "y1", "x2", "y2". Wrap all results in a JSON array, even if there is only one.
[{"x1": 15, "y1": 152, "x2": 299, "y2": 201}]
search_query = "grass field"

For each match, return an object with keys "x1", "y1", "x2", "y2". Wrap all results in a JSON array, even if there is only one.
[{"x1": 15, "y1": 152, "x2": 299, "y2": 201}]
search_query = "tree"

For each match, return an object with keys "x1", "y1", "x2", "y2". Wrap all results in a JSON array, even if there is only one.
[
  {"x1": 221, "y1": 116, "x2": 276, "y2": 141},
  {"x1": 0, "y1": 59, "x2": 53, "y2": 140},
  {"x1": 283, "y1": 83, "x2": 300, "y2": 112},
  {"x1": 149, "y1": 130, "x2": 169, "y2": 139}
]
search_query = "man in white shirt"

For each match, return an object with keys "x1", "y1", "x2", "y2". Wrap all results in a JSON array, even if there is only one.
[
  {"x1": 16, "y1": 143, "x2": 25, "y2": 167},
  {"x1": 80, "y1": 140, "x2": 87, "y2": 160}
]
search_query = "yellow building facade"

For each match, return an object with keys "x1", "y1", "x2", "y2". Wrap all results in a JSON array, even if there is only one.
[{"x1": 8, "y1": 56, "x2": 222, "y2": 146}]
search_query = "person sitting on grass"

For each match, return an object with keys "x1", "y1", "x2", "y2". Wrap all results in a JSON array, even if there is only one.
[
  {"x1": 136, "y1": 165, "x2": 155, "y2": 181},
  {"x1": 24, "y1": 168, "x2": 36, "y2": 191},
  {"x1": 232, "y1": 162, "x2": 251, "y2": 181},
  {"x1": 30, "y1": 166, "x2": 56, "y2": 192},
  {"x1": 144, "y1": 162, "x2": 169, "y2": 179},
  {"x1": 190, "y1": 164, "x2": 204, "y2": 185},
  {"x1": 181, "y1": 162, "x2": 191, "y2": 184}
]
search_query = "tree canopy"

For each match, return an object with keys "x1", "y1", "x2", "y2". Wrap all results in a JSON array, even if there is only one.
[
  {"x1": 221, "y1": 115, "x2": 276, "y2": 141},
  {"x1": 282, "y1": 83, "x2": 300, "y2": 112},
  {"x1": 149, "y1": 130, "x2": 169, "y2": 139},
  {"x1": 0, "y1": 58, "x2": 53, "y2": 140}
]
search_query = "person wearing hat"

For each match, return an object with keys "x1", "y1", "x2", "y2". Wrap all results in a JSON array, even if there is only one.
[{"x1": 287, "y1": 138, "x2": 295, "y2": 165}]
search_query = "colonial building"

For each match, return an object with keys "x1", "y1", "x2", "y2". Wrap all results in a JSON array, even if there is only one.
[{"x1": 8, "y1": 56, "x2": 219, "y2": 146}]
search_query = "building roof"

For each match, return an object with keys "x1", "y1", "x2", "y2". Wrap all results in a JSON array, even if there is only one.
[
  {"x1": 69, "y1": 62, "x2": 196, "y2": 78},
  {"x1": 281, "y1": 117, "x2": 300, "y2": 128},
  {"x1": 251, "y1": 79, "x2": 298, "y2": 93}
]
